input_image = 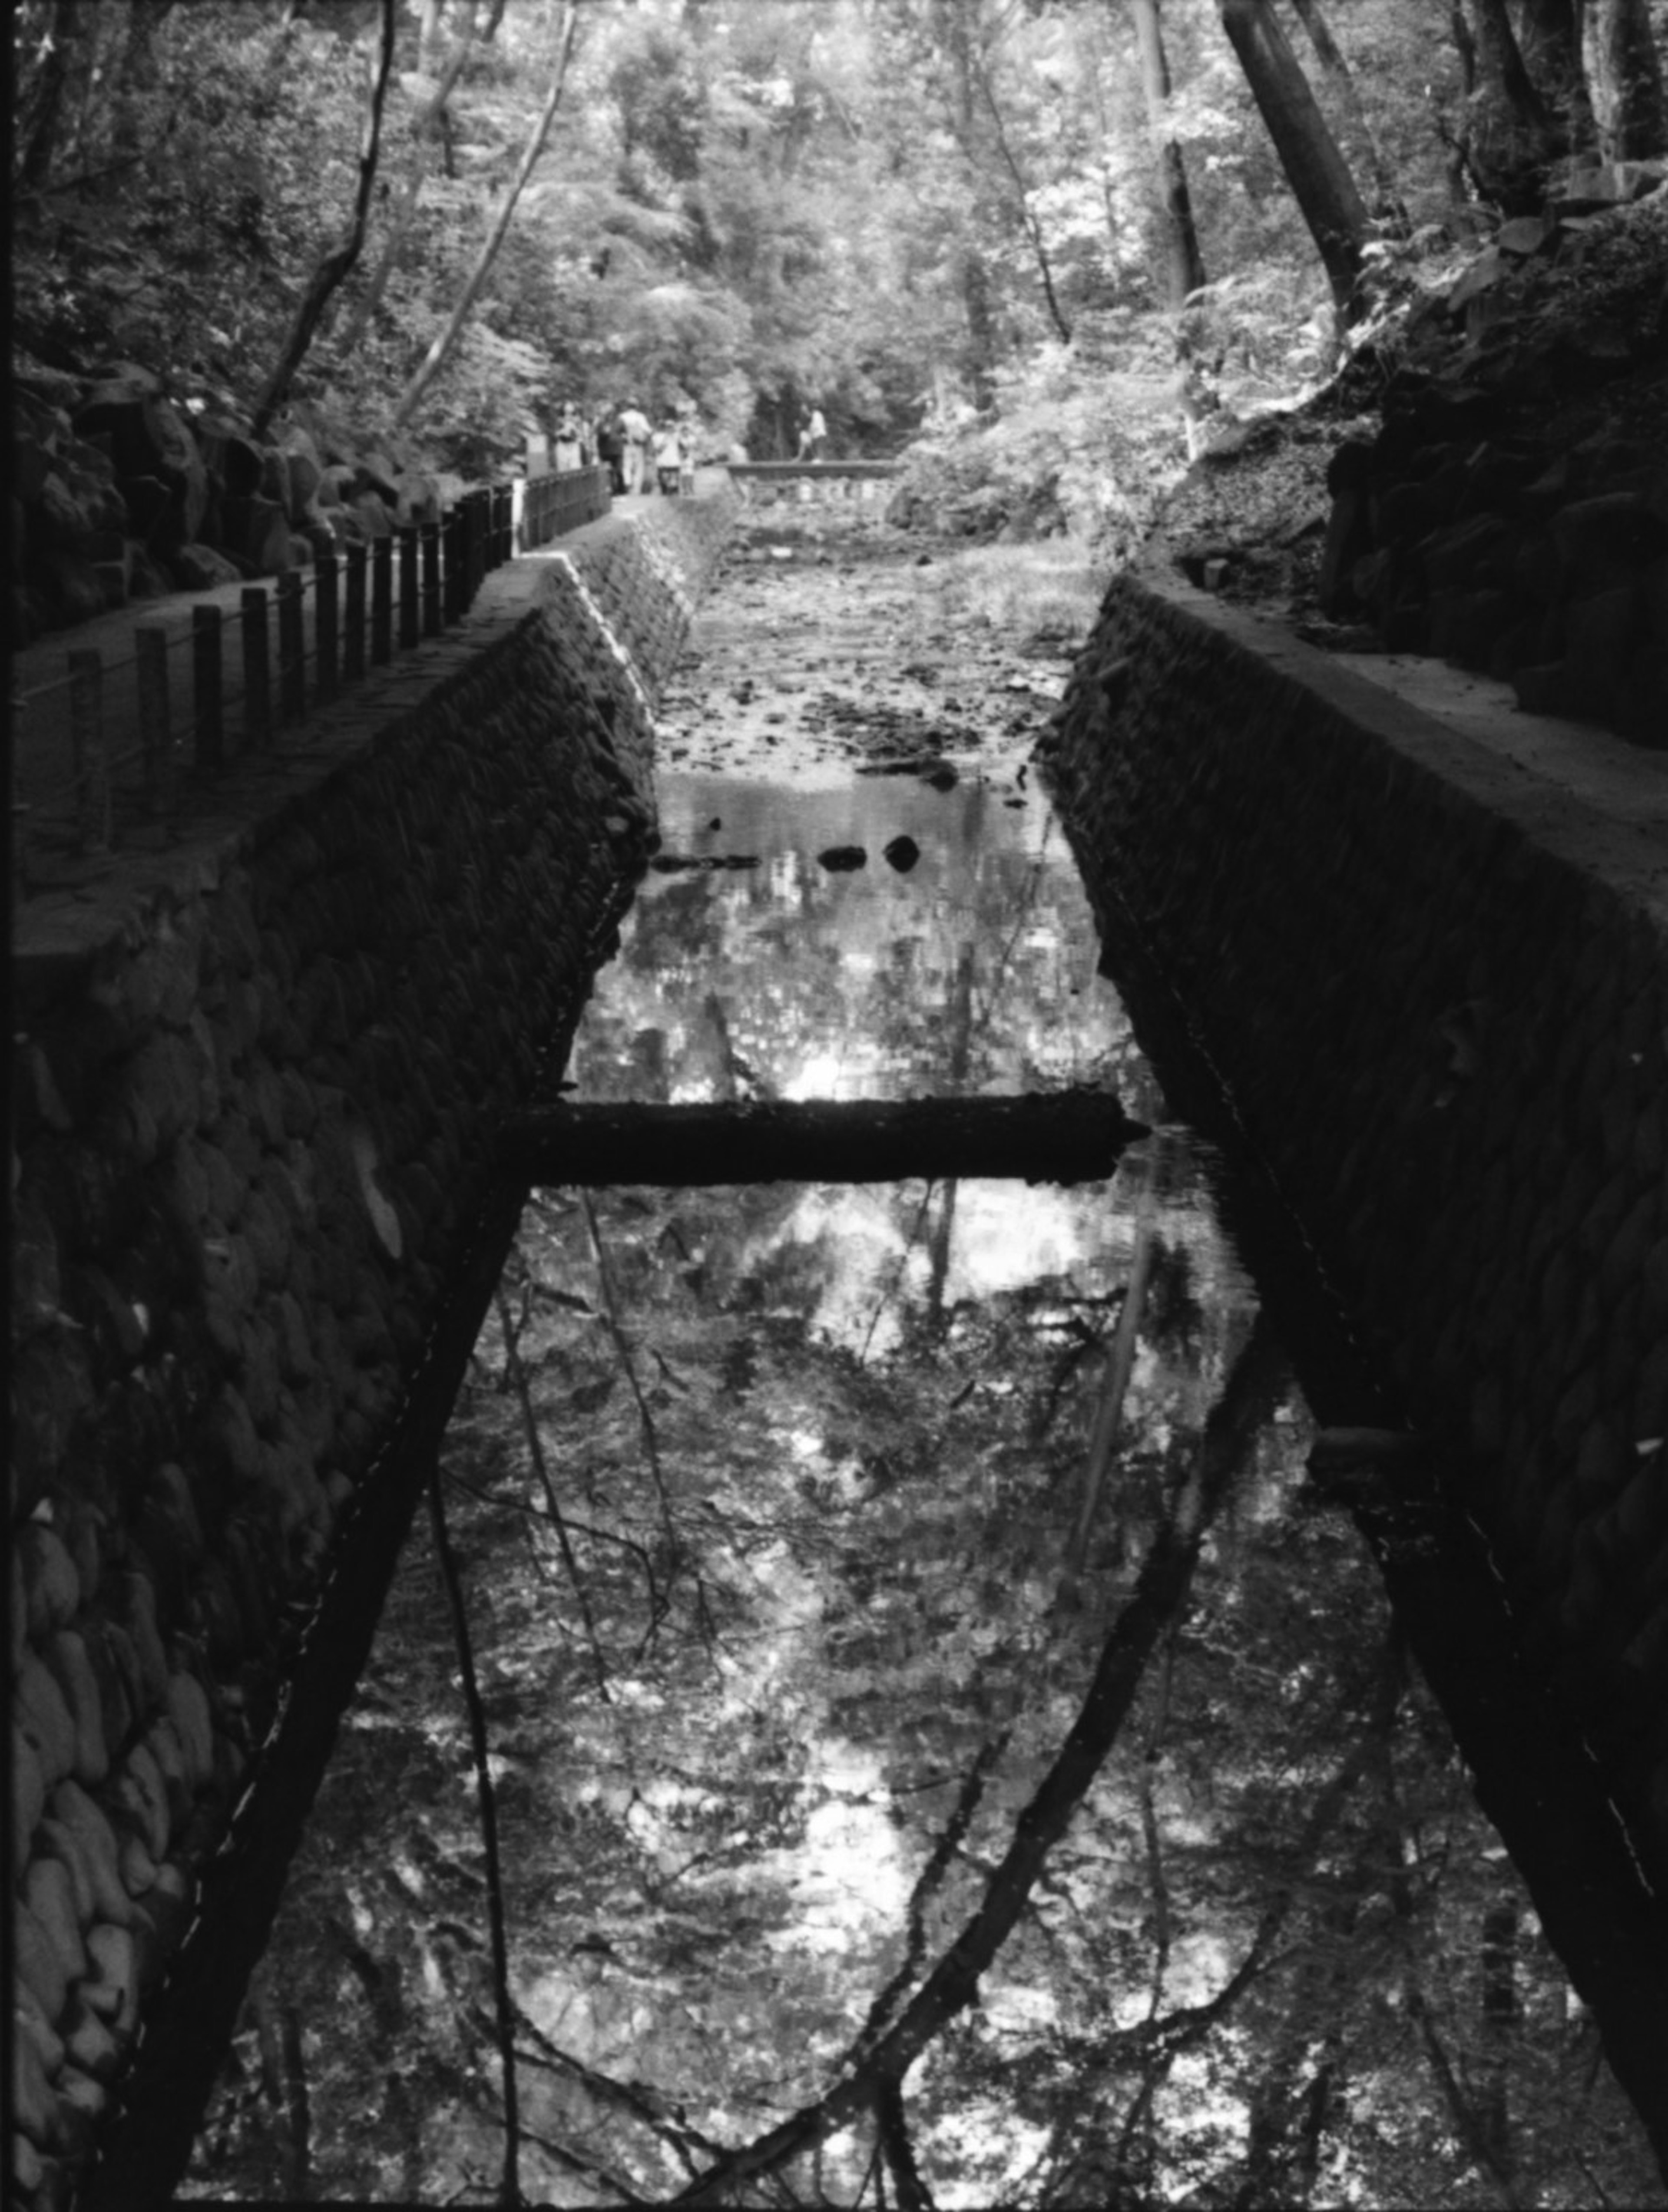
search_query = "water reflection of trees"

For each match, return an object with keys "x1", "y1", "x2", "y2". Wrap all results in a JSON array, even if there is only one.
[
  {"x1": 184, "y1": 751, "x2": 1660, "y2": 2202},
  {"x1": 580, "y1": 788, "x2": 1126, "y2": 1107},
  {"x1": 185, "y1": 1171, "x2": 1662, "y2": 2207}
]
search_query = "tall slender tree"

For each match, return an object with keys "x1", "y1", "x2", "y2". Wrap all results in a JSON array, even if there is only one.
[
  {"x1": 15, "y1": 0, "x2": 84, "y2": 194},
  {"x1": 392, "y1": 0, "x2": 582, "y2": 430},
  {"x1": 934, "y1": 0, "x2": 1002, "y2": 408},
  {"x1": 1462, "y1": 0, "x2": 1563, "y2": 211},
  {"x1": 338, "y1": 0, "x2": 509, "y2": 357},
  {"x1": 251, "y1": 0, "x2": 400, "y2": 439},
  {"x1": 1216, "y1": 0, "x2": 1371, "y2": 321},
  {"x1": 1596, "y1": 0, "x2": 1668, "y2": 158},
  {"x1": 1286, "y1": 0, "x2": 1411, "y2": 231},
  {"x1": 968, "y1": 39, "x2": 1074, "y2": 344},
  {"x1": 1515, "y1": 0, "x2": 1598, "y2": 157},
  {"x1": 1128, "y1": 0, "x2": 1208, "y2": 317}
]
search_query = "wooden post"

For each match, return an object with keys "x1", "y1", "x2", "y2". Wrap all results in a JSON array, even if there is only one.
[
  {"x1": 135, "y1": 625, "x2": 174, "y2": 822},
  {"x1": 497, "y1": 1091, "x2": 1150, "y2": 1187},
  {"x1": 192, "y1": 605, "x2": 224, "y2": 772},
  {"x1": 344, "y1": 542, "x2": 367, "y2": 681},
  {"x1": 10, "y1": 700, "x2": 29, "y2": 908},
  {"x1": 398, "y1": 526, "x2": 420, "y2": 649},
  {"x1": 315, "y1": 548, "x2": 339, "y2": 702},
  {"x1": 442, "y1": 507, "x2": 463, "y2": 623},
  {"x1": 421, "y1": 521, "x2": 442, "y2": 637},
  {"x1": 467, "y1": 490, "x2": 487, "y2": 602},
  {"x1": 242, "y1": 588, "x2": 271, "y2": 751},
  {"x1": 371, "y1": 536, "x2": 394, "y2": 664},
  {"x1": 277, "y1": 572, "x2": 305, "y2": 724},
  {"x1": 457, "y1": 497, "x2": 475, "y2": 609},
  {"x1": 66, "y1": 648, "x2": 110, "y2": 851}
]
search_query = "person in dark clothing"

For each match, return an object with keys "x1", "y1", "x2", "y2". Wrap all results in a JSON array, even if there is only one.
[{"x1": 595, "y1": 407, "x2": 626, "y2": 496}]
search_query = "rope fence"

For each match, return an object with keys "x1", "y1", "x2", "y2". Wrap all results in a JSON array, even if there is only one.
[{"x1": 13, "y1": 467, "x2": 611, "y2": 899}]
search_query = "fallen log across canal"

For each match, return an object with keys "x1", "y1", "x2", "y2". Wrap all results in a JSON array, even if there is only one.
[{"x1": 496, "y1": 1088, "x2": 1150, "y2": 1185}]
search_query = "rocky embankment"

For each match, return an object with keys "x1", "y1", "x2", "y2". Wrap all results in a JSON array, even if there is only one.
[
  {"x1": 12, "y1": 366, "x2": 468, "y2": 645},
  {"x1": 1155, "y1": 173, "x2": 1668, "y2": 750}
]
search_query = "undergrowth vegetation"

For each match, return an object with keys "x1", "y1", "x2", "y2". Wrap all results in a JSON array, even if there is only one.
[{"x1": 924, "y1": 538, "x2": 1108, "y2": 651}]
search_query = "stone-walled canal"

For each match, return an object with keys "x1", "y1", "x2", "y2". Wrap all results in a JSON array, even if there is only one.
[
  {"x1": 11, "y1": 489, "x2": 734, "y2": 2205},
  {"x1": 10, "y1": 488, "x2": 1668, "y2": 2202}
]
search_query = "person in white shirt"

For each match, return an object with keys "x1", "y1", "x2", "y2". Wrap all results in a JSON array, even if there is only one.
[
  {"x1": 619, "y1": 401, "x2": 651, "y2": 493},
  {"x1": 652, "y1": 419, "x2": 683, "y2": 494},
  {"x1": 798, "y1": 404, "x2": 827, "y2": 460},
  {"x1": 553, "y1": 403, "x2": 584, "y2": 470}
]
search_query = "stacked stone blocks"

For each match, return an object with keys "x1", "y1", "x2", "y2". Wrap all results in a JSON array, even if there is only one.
[
  {"x1": 8, "y1": 489, "x2": 736, "y2": 2204},
  {"x1": 1043, "y1": 574, "x2": 1668, "y2": 1895}
]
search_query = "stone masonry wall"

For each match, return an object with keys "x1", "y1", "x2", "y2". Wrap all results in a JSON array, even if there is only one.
[
  {"x1": 8, "y1": 486, "x2": 738, "y2": 2205},
  {"x1": 1040, "y1": 573, "x2": 1668, "y2": 1893}
]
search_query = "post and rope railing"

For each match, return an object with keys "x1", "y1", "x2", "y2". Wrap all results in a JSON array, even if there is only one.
[{"x1": 11, "y1": 465, "x2": 613, "y2": 898}]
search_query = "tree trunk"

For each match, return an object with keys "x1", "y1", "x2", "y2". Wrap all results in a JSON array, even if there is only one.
[
  {"x1": 392, "y1": 1, "x2": 581, "y2": 431},
  {"x1": 250, "y1": 0, "x2": 399, "y2": 440},
  {"x1": 498, "y1": 1091, "x2": 1149, "y2": 1187},
  {"x1": 110, "y1": 0, "x2": 176, "y2": 161},
  {"x1": 1129, "y1": 0, "x2": 1208, "y2": 314},
  {"x1": 938, "y1": 0, "x2": 1000, "y2": 407},
  {"x1": 16, "y1": 0, "x2": 84, "y2": 193},
  {"x1": 969, "y1": 43, "x2": 1073, "y2": 344},
  {"x1": 1286, "y1": 0, "x2": 1412, "y2": 231},
  {"x1": 1516, "y1": 0, "x2": 1598, "y2": 156},
  {"x1": 960, "y1": 251, "x2": 999, "y2": 409},
  {"x1": 338, "y1": 0, "x2": 508, "y2": 355},
  {"x1": 1596, "y1": 0, "x2": 1668, "y2": 158},
  {"x1": 1216, "y1": 0, "x2": 1371, "y2": 319},
  {"x1": 417, "y1": 0, "x2": 446, "y2": 71},
  {"x1": 1463, "y1": 0, "x2": 1562, "y2": 212}
]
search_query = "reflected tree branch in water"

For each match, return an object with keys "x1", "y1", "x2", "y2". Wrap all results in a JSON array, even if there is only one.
[
  {"x1": 516, "y1": 2122, "x2": 647, "y2": 2205},
  {"x1": 1366, "y1": 1637, "x2": 1526, "y2": 2210},
  {"x1": 970, "y1": 859, "x2": 1047, "y2": 1039},
  {"x1": 875, "y1": 2076, "x2": 936, "y2": 2212},
  {"x1": 1408, "y1": 1974, "x2": 1524, "y2": 2211},
  {"x1": 859, "y1": 1178, "x2": 937, "y2": 1369},
  {"x1": 582, "y1": 1193, "x2": 721, "y2": 1647},
  {"x1": 1105, "y1": 2064, "x2": 1166, "y2": 2212},
  {"x1": 278, "y1": 2004, "x2": 311, "y2": 2204},
  {"x1": 672, "y1": 1310, "x2": 1286, "y2": 2205},
  {"x1": 509, "y1": 2000, "x2": 728, "y2": 2181},
  {"x1": 1059, "y1": 1219, "x2": 1157, "y2": 1610},
  {"x1": 251, "y1": 1979, "x2": 314, "y2": 2203},
  {"x1": 581, "y1": 1194, "x2": 676, "y2": 1540},
  {"x1": 442, "y1": 1464, "x2": 664, "y2": 1627},
  {"x1": 1027, "y1": 1307, "x2": 1109, "y2": 1445},
  {"x1": 492, "y1": 1290, "x2": 617, "y2": 1701},
  {"x1": 845, "y1": 1729, "x2": 1013, "y2": 2074},
  {"x1": 1137, "y1": 1676, "x2": 1174, "y2": 2026},
  {"x1": 426, "y1": 1461, "x2": 520, "y2": 2210}
]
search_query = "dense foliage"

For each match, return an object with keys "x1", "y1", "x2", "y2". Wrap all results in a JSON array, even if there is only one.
[{"x1": 14, "y1": 0, "x2": 1665, "y2": 483}]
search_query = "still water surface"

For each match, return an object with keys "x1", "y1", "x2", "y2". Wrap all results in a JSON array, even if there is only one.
[{"x1": 185, "y1": 562, "x2": 1664, "y2": 2205}]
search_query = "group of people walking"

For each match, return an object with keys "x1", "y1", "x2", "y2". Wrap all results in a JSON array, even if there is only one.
[
  {"x1": 545, "y1": 392, "x2": 833, "y2": 491},
  {"x1": 554, "y1": 400, "x2": 695, "y2": 496}
]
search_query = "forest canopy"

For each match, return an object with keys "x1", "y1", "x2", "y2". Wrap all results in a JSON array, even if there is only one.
[{"x1": 13, "y1": 0, "x2": 1668, "y2": 476}]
